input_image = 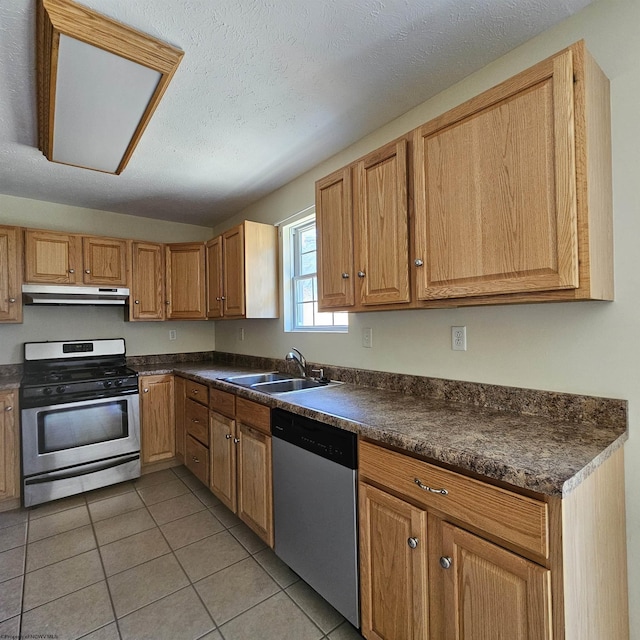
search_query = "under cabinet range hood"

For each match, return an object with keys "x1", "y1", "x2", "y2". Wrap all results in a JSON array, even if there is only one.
[{"x1": 22, "y1": 284, "x2": 129, "y2": 305}]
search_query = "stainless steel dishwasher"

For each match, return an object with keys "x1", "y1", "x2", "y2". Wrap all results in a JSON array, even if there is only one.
[{"x1": 271, "y1": 408, "x2": 359, "y2": 628}]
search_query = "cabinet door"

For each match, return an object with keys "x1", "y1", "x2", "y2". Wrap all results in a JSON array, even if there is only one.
[
  {"x1": 237, "y1": 422, "x2": 273, "y2": 546},
  {"x1": 82, "y1": 237, "x2": 128, "y2": 285},
  {"x1": 439, "y1": 522, "x2": 552, "y2": 640},
  {"x1": 24, "y1": 229, "x2": 80, "y2": 284},
  {"x1": 209, "y1": 410, "x2": 236, "y2": 511},
  {"x1": 165, "y1": 243, "x2": 206, "y2": 319},
  {"x1": 354, "y1": 139, "x2": 410, "y2": 306},
  {"x1": 413, "y1": 49, "x2": 578, "y2": 300},
  {"x1": 316, "y1": 167, "x2": 355, "y2": 309},
  {"x1": 206, "y1": 236, "x2": 224, "y2": 318},
  {"x1": 222, "y1": 225, "x2": 246, "y2": 318},
  {"x1": 140, "y1": 375, "x2": 175, "y2": 465},
  {"x1": 174, "y1": 376, "x2": 186, "y2": 461},
  {"x1": 131, "y1": 242, "x2": 164, "y2": 320},
  {"x1": 0, "y1": 391, "x2": 19, "y2": 503},
  {"x1": 0, "y1": 226, "x2": 22, "y2": 323},
  {"x1": 359, "y1": 483, "x2": 428, "y2": 640}
]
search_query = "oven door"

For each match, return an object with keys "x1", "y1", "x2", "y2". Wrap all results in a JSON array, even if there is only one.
[{"x1": 21, "y1": 392, "x2": 140, "y2": 478}]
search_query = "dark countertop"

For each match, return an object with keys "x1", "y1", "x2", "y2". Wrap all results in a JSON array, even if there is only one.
[
  {"x1": 0, "y1": 375, "x2": 21, "y2": 390},
  {"x1": 135, "y1": 361, "x2": 628, "y2": 498}
]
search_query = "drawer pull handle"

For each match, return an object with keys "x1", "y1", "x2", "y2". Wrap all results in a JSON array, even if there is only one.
[
  {"x1": 440, "y1": 556, "x2": 452, "y2": 570},
  {"x1": 192, "y1": 456, "x2": 200, "y2": 464},
  {"x1": 407, "y1": 537, "x2": 419, "y2": 549},
  {"x1": 414, "y1": 478, "x2": 448, "y2": 495},
  {"x1": 225, "y1": 434, "x2": 232, "y2": 439},
  {"x1": 191, "y1": 419, "x2": 200, "y2": 423}
]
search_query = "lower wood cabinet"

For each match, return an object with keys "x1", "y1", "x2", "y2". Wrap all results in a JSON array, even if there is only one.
[
  {"x1": 209, "y1": 392, "x2": 274, "y2": 546},
  {"x1": 139, "y1": 375, "x2": 175, "y2": 466},
  {"x1": 359, "y1": 440, "x2": 628, "y2": 640},
  {"x1": 0, "y1": 390, "x2": 19, "y2": 508}
]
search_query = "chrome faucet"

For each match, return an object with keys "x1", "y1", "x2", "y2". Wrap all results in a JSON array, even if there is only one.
[{"x1": 286, "y1": 347, "x2": 307, "y2": 378}]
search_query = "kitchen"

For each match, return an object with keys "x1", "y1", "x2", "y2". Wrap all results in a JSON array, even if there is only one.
[{"x1": 1, "y1": 0, "x2": 639, "y2": 639}]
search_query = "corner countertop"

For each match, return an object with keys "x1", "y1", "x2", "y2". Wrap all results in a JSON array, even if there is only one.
[
  {"x1": 135, "y1": 362, "x2": 627, "y2": 498},
  {"x1": 0, "y1": 375, "x2": 22, "y2": 391}
]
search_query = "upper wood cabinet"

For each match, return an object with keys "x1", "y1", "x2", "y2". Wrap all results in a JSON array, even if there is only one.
[
  {"x1": 140, "y1": 374, "x2": 175, "y2": 466},
  {"x1": 165, "y1": 242, "x2": 206, "y2": 320},
  {"x1": 24, "y1": 229, "x2": 130, "y2": 286},
  {"x1": 206, "y1": 220, "x2": 278, "y2": 319},
  {"x1": 316, "y1": 140, "x2": 410, "y2": 312},
  {"x1": 130, "y1": 241, "x2": 165, "y2": 321},
  {"x1": 0, "y1": 226, "x2": 23, "y2": 323}
]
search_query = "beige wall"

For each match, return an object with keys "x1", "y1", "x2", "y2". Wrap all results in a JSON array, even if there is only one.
[
  {"x1": 214, "y1": 0, "x2": 640, "y2": 636},
  {"x1": 0, "y1": 194, "x2": 216, "y2": 362}
]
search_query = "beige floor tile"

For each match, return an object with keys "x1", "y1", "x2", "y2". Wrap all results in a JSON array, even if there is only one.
[
  {"x1": 93, "y1": 508, "x2": 156, "y2": 547},
  {"x1": 86, "y1": 480, "x2": 135, "y2": 503},
  {"x1": 108, "y1": 553, "x2": 189, "y2": 618},
  {"x1": 180, "y1": 473, "x2": 208, "y2": 492},
  {"x1": 26, "y1": 524, "x2": 96, "y2": 572},
  {"x1": 175, "y1": 530, "x2": 248, "y2": 582},
  {"x1": 27, "y1": 505, "x2": 90, "y2": 542},
  {"x1": 210, "y1": 504, "x2": 242, "y2": 528},
  {"x1": 160, "y1": 510, "x2": 225, "y2": 550},
  {"x1": 147, "y1": 492, "x2": 205, "y2": 526},
  {"x1": 21, "y1": 581, "x2": 114, "y2": 639},
  {"x1": 328, "y1": 621, "x2": 365, "y2": 639},
  {"x1": 0, "y1": 521, "x2": 26, "y2": 553},
  {"x1": 220, "y1": 591, "x2": 323, "y2": 640},
  {"x1": 0, "y1": 576, "x2": 22, "y2": 623},
  {"x1": 0, "y1": 509, "x2": 27, "y2": 530},
  {"x1": 88, "y1": 492, "x2": 145, "y2": 523},
  {"x1": 137, "y1": 479, "x2": 190, "y2": 506},
  {"x1": 79, "y1": 621, "x2": 121, "y2": 640},
  {"x1": 29, "y1": 493, "x2": 87, "y2": 520},
  {"x1": 194, "y1": 487, "x2": 221, "y2": 508},
  {"x1": 229, "y1": 523, "x2": 267, "y2": 554},
  {"x1": 118, "y1": 586, "x2": 214, "y2": 640},
  {"x1": 254, "y1": 547, "x2": 300, "y2": 588},
  {"x1": 287, "y1": 580, "x2": 345, "y2": 633},
  {"x1": 171, "y1": 465, "x2": 191, "y2": 478},
  {"x1": 23, "y1": 549, "x2": 104, "y2": 611},
  {"x1": 134, "y1": 469, "x2": 179, "y2": 489},
  {"x1": 0, "y1": 545, "x2": 25, "y2": 582},
  {"x1": 0, "y1": 615, "x2": 20, "y2": 638},
  {"x1": 197, "y1": 630, "x2": 222, "y2": 640},
  {"x1": 100, "y1": 528, "x2": 170, "y2": 577},
  {"x1": 195, "y1": 557, "x2": 279, "y2": 625}
]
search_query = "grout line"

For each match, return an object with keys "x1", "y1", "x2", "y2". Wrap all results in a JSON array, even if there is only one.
[{"x1": 18, "y1": 511, "x2": 28, "y2": 640}]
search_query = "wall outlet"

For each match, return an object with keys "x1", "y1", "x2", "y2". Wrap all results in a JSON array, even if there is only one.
[
  {"x1": 451, "y1": 326, "x2": 467, "y2": 351},
  {"x1": 239, "y1": 327, "x2": 245, "y2": 341},
  {"x1": 169, "y1": 329, "x2": 177, "y2": 341},
  {"x1": 362, "y1": 327, "x2": 373, "y2": 348}
]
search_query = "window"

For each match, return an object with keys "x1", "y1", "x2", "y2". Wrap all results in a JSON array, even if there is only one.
[{"x1": 284, "y1": 214, "x2": 348, "y2": 332}]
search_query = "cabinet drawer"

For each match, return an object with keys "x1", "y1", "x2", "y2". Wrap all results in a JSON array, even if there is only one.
[
  {"x1": 186, "y1": 380, "x2": 208, "y2": 405},
  {"x1": 209, "y1": 388, "x2": 235, "y2": 418},
  {"x1": 185, "y1": 435, "x2": 209, "y2": 486},
  {"x1": 185, "y1": 399, "x2": 209, "y2": 445},
  {"x1": 236, "y1": 397, "x2": 270, "y2": 435},
  {"x1": 359, "y1": 440, "x2": 549, "y2": 558}
]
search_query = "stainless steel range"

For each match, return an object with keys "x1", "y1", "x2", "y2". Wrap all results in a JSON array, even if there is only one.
[{"x1": 20, "y1": 338, "x2": 140, "y2": 507}]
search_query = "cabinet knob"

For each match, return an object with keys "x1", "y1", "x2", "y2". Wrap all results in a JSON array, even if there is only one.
[
  {"x1": 85, "y1": 269, "x2": 91, "y2": 274},
  {"x1": 8, "y1": 298, "x2": 16, "y2": 303},
  {"x1": 357, "y1": 271, "x2": 366, "y2": 278},
  {"x1": 414, "y1": 259, "x2": 424, "y2": 267},
  {"x1": 192, "y1": 418, "x2": 200, "y2": 424},
  {"x1": 5, "y1": 406, "x2": 12, "y2": 412},
  {"x1": 134, "y1": 300, "x2": 140, "y2": 304},
  {"x1": 233, "y1": 437, "x2": 240, "y2": 444},
  {"x1": 192, "y1": 456, "x2": 200, "y2": 464},
  {"x1": 225, "y1": 434, "x2": 232, "y2": 439},
  {"x1": 341, "y1": 273, "x2": 350, "y2": 279},
  {"x1": 165, "y1": 300, "x2": 170, "y2": 305},
  {"x1": 407, "y1": 537, "x2": 419, "y2": 549},
  {"x1": 440, "y1": 556, "x2": 452, "y2": 570},
  {"x1": 221, "y1": 296, "x2": 226, "y2": 300},
  {"x1": 192, "y1": 389, "x2": 198, "y2": 394},
  {"x1": 216, "y1": 297, "x2": 221, "y2": 301},
  {"x1": 68, "y1": 269, "x2": 75, "y2": 274},
  {"x1": 143, "y1": 388, "x2": 149, "y2": 393}
]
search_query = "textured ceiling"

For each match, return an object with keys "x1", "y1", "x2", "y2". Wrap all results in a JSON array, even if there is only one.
[{"x1": 0, "y1": 0, "x2": 593, "y2": 227}]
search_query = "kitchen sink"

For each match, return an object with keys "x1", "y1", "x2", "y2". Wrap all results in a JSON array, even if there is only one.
[{"x1": 223, "y1": 372, "x2": 342, "y2": 394}]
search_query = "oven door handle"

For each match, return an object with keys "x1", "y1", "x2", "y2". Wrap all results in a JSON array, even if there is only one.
[{"x1": 24, "y1": 453, "x2": 140, "y2": 485}]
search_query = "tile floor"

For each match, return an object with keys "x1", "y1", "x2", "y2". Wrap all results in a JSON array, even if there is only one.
[{"x1": 0, "y1": 466, "x2": 364, "y2": 640}]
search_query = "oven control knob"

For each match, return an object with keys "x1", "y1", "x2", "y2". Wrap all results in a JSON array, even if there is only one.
[
  {"x1": 103, "y1": 380, "x2": 113, "y2": 389},
  {"x1": 115, "y1": 379, "x2": 123, "y2": 387},
  {"x1": 56, "y1": 385, "x2": 66, "y2": 394},
  {"x1": 43, "y1": 387, "x2": 53, "y2": 395}
]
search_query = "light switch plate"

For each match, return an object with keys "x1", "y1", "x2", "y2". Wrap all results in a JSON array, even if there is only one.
[{"x1": 362, "y1": 327, "x2": 373, "y2": 348}]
